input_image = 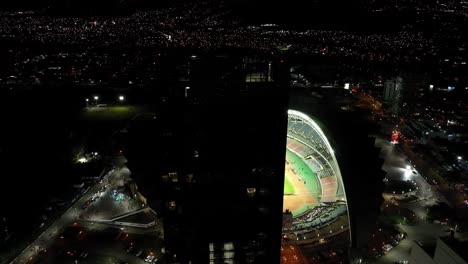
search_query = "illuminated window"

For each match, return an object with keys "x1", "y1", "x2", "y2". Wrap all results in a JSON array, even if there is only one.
[
  {"x1": 161, "y1": 174, "x2": 168, "y2": 182},
  {"x1": 223, "y1": 242, "x2": 234, "y2": 250},
  {"x1": 169, "y1": 172, "x2": 178, "y2": 182},
  {"x1": 246, "y1": 188, "x2": 256, "y2": 197},
  {"x1": 187, "y1": 174, "x2": 194, "y2": 183},
  {"x1": 167, "y1": 201, "x2": 176, "y2": 210}
]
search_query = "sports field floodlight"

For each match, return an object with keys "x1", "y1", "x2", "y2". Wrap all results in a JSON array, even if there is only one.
[{"x1": 119, "y1": 95, "x2": 125, "y2": 101}]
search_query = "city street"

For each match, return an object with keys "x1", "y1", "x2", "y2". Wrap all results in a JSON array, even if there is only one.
[
  {"x1": 374, "y1": 137, "x2": 451, "y2": 264},
  {"x1": 10, "y1": 164, "x2": 128, "y2": 264},
  {"x1": 375, "y1": 137, "x2": 445, "y2": 204}
]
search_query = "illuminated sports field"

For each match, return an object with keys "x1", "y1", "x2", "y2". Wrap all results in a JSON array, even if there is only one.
[
  {"x1": 283, "y1": 174, "x2": 295, "y2": 195},
  {"x1": 282, "y1": 110, "x2": 350, "y2": 245},
  {"x1": 283, "y1": 149, "x2": 321, "y2": 215}
]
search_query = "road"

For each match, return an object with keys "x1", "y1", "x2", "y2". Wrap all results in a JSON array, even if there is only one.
[
  {"x1": 375, "y1": 137, "x2": 445, "y2": 204},
  {"x1": 10, "y1": 163, "x2": 127, "y2": 264},
  {"x1": 376, "y1": 222, "x2": 449, "y2": 264},
  {"x1": 373, "y1": 137, "x2": 451, "y2": 264}
]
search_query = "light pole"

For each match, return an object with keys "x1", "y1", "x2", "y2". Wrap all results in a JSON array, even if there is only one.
[
  {"x1": 118, "y1": 95, "x2": 125, "y2": 103},
  {"x1": 94, "y1": 96, "x2": 99, "y2": 106},
  {"x1": 85, "y1": 98, "x2": 89, "y2": 107}
]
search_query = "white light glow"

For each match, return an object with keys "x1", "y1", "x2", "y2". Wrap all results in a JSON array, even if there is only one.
[{"x1": 287, "y1": 109, "x2": 351, "y2": 243}]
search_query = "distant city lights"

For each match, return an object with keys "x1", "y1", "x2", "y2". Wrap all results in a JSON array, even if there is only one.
[{"x1": 391, "y1": 130, "x2": 400, "y2": 144}]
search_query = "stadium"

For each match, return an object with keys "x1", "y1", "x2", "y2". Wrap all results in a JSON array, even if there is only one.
[{"x1": 282, "y1": 110, "x2": 350, "y2": 248}]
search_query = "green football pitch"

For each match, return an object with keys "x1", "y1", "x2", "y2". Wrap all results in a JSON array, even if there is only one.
[
  {"x1": 285, "y1": 148, "x2": 321, "y2": 196},
  {"x1": 81, "y1": 105, "x2": 147, "y2": 121},
  {"x1": 284, "y1": 176, "x2": 295, "y2": 195}
]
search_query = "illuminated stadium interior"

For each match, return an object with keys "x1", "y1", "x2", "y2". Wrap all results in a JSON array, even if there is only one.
[{"x1": 282, "y1": 110, "x2": 350, "y2": 246}]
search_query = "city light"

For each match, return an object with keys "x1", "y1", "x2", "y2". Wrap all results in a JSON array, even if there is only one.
[
  {"x1": 390, "y1": 129, "x2": 402, "y2": 144},
  {"x1": 4, "y1": 2, "x2": 468, "y2": 263}
]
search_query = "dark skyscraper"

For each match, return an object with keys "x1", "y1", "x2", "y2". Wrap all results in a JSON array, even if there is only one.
[{"x1": 126, "y1": 53, "x2": 290, "y2": 263}]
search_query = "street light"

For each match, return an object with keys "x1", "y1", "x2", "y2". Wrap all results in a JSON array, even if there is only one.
[
  {"x1": 85, "y1": 98, "x2": 89, "y2": 107},
  {"x1": 118, "y1": 95, "x2": 125, "y2": 102},
  {"x1": 457, "y1": 156, "x2": 463, "y2": 161},
  {"x1": 94, "y1": 96, "x2": 99, "y2": 106}
]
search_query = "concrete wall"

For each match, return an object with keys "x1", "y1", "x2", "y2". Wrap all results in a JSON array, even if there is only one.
[
  {"x1": 433, "y1": 239, "x2": 468, "y2": 264},
  {"x1": 410, "y1": 241, "x2": 436, "y2": 264}
]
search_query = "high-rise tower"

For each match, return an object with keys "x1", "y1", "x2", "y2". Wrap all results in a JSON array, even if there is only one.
[{"x1": 127, "y1": 53, "x2": 290, "y2": 263}]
